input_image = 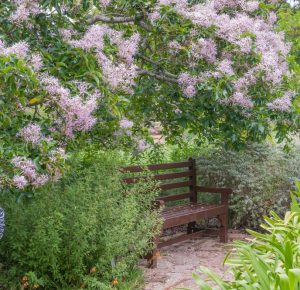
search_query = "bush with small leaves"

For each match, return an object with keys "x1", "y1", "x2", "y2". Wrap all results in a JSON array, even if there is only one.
[{"x1": 0, "y1": 148, "x2": 161, "y2": 289}]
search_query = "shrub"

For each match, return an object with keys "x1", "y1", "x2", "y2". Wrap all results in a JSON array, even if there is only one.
[
  {"x1": 193, "y1": 181, "x2": 300, "y2": 290},
  {"x1": 196, "y1": 143, "x2": 300, "y2": 229},
  {"x1": 0, "y1": 149, "x2": 160, "y2": 289}
]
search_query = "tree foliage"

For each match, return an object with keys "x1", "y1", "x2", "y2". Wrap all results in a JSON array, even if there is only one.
[{"x1": 0, "y1": 0, "x2": 299, "y2": 193}]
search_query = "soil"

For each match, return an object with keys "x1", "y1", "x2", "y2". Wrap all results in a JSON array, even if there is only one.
[{"x1": 143, "y1": 230, "x2": 249, "y2": 290}]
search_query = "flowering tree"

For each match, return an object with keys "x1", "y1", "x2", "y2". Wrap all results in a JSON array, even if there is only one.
[{"x1": 0, "y1": 0, "x2": 299, "y2": 193}]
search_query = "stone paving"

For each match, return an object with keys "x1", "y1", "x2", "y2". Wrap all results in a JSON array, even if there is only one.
[{"x1": 144, "y1": 231, "x2": 248, "y2": 290}]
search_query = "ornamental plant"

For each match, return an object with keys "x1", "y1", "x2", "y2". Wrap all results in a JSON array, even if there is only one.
[
  {"x1": 0, "y1": 0, "x2": 299, "y2": 194},
  {"x1": 191, "y1": 180, "x2": 300, "y2": 289},
  {"x1": 0, "y1": 149, "x2": 161, "y2": 289}
]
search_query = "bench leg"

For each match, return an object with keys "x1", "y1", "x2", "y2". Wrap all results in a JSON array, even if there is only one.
[
  {"x1": 146, "y1": 230, "x2": 161, "y2": 268},
  {"x1": 187, "y1": 222, "x2": 196, "y2": 234},
  {"x1": 146, "y1": 248, "x2": 159, "y2": 268},
  {"x1": 219, "y1": 214, "x2": 228, "y2": 243}
]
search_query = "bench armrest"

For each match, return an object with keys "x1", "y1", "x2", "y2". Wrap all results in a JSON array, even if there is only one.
[{"x1": 195, "y1": 186, "x2": 232, "y2": 205}]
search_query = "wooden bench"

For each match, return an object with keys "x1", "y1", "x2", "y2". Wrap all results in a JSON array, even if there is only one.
[{"x1": 122, "y1": 158, "x2": 232, "y2": 267}]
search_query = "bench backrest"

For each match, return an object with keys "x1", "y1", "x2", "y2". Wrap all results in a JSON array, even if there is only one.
[{"x1": 122, "y1": 158, "x2": 197, "y2": 203}]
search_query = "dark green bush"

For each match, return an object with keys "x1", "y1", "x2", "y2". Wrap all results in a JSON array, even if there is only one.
[
  {"x1": 0, "y1": 149, "x2": 160, "y2": 289},
  {"x1": 196, "y1": 143, "x2": 300, "y2": 229}
]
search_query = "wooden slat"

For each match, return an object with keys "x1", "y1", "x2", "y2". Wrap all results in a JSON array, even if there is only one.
[
  {"x1": 158, "y1": 192, "x2": 191, "y2": 202},
  {"x1": 162, "y1": 205, "x2": 227, "y2": 229},
  {"x1": 196, "y1": 186, "x2": 232, "y2": 194},
  {"x1": 121, "y1": 161, "x2": 192, "y2": 173},
  {"x1": 162, "y1": 204, "x2": 218, "y2": 219},
  {"x1": 160, "y1": 180, "x2": 193, "y2": 190},
  {"x1": 122, "y1": 170, "x2": 193, "y2": 184}
]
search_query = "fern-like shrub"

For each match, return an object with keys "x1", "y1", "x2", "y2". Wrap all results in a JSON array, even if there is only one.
[
  {"x1": 193, "y1": 181, "x2": 300, "y2": 290},
  {"x1": 0, "y1": 149, "x2": 160, "y2": 289}
]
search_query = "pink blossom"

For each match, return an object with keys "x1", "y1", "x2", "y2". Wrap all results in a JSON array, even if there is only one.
[
  {"x1": 17, "y1": 123, "x2": 42, "y2": 145},
  {"x1": 22, "y1": 167, "x2": 37, "y2": 179},
  {"x1": 39, "y1": 73, "x2": 98, "y2": 137},
  {"x1": 191, "y1": 38, "x2": 217, "y2": 64},
  {"x1": 120, "y1": 118, "x2": 134, "y2": 129},
  {"x1": 0, "y1": 41, "x2": 29, "y2": 59},
  {"x1": 268, "y1": 12, "x2": 277, "y2": 25},
  {"x1": 245, "y1": 1, "x2": 260, "y2": 12},
  {"x1": 29, "y1": 53, "x2": 43, "y2": 71},
  {"x1": 98, "y1": 54, "x2": 138, "y2": 93},
  {"x1": 148, "y1": 11, "x2": 160, "y2": 23},
  {"x1": 11, "y1": 156, "x2": 35, "y2": 170},
  {"x1": 137, "y1": 139, "x2": 149, "y2": 151},
  {"x1": 69, "y1": 25, "x2": 139, "y2": 92},
  {"x1": 117, "y1": 33, "x2": 140, "y2": 64},
  {"x1": 218, "y1": 59, "x2": 235, "y2": 76},
  {"x1": 178, "y1": 73, "x2": 198, "y2": 97},
  {"x1": 13, "y1": 175, "x2": 28, "y2": 189},
  {"x1": 168, "y1": 40, "x2": 182, "y2": 52},
  {"x1": 267, "y1": 91, "x2": 296, "y2": 112},
  {"x1": 183, "y1": 85, "x2": 197, "y2": 98},
  {"x1": 99, "y1": 0, "x2": 111, "y2": 7},
  {"x1": 71, "y1": 80, "x2": 90, "y2": 95},
  {"x1": 32, "y1": 174, "x2": 49, "y2": 187},
  {"x1": 9, "y1": 0, "x2": 40, "y2": 24},
  {"x1": 222, "y1": 92, "x2": 253, "y2": 109},
  {"x1": 59, "y1": 28, "x2": 76, "y2": 41},
  {"x1": 235, "y1": 37, "x2": 252, "y2": 53}
]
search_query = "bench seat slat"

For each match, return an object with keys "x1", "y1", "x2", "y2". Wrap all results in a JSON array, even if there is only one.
[{"x1": 162, "y1": 204, "x2": 227, "y2": 229}]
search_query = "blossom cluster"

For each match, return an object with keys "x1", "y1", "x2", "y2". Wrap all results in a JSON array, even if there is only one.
[
  {"x1": 38, "y1": 73, "x2": 98, "y2": 138},
  {"x1": 1, "y1": 38, "x2": 100, "y2": 190},
  {"x1": 11, "y1": 157, "x2": 49, "y2": 189},
  {"x1": 99, "y1": 0, "x2": 111, "y2": 7},
  {"x1": 0, "y1": 40, "x2": 29, "y2": 59},
  {"x1": 9, "y1": 0, "x2": 40, "y2": 24},
  {"x1": 66, "y1": 25, "x2": 140, "y2": 93},
  {"x1": 154, "y1": 0, "x2": 295, "y2": 111},
  {"x1": 17, "y1": 123, "x2": 42, "y2": 145},
  {"x1": 267, "y1": 90, "x2": 296, "y2": 112}
]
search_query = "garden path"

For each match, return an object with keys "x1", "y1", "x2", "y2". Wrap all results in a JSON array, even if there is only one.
[{"x1": 143, "y1": 231, "x2": 248, "y2": 290}]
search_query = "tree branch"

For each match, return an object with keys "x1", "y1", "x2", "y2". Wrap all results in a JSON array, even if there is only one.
[
  {"x1": 138, "y1": 20, "x2": 152, "y2": 32},
  {"x1": 88, "y1": 14, "x2": 143, "y2": 25},
  {"x1": 138, "y1": 69, "x2": 178, "y2": 83}
]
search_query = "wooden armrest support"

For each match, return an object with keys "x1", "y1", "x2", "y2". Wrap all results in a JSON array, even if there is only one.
[
  {"x1": 152, "y1": 199, "x2": 165, "y2": 209},
  {"x1": 195, "y1": 186, "x2": 232, "y2": 205}
]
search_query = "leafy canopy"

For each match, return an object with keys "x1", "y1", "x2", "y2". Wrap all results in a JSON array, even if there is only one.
[{"x1": 0, "y1": 0, "x2": 299, "y2": 193}]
